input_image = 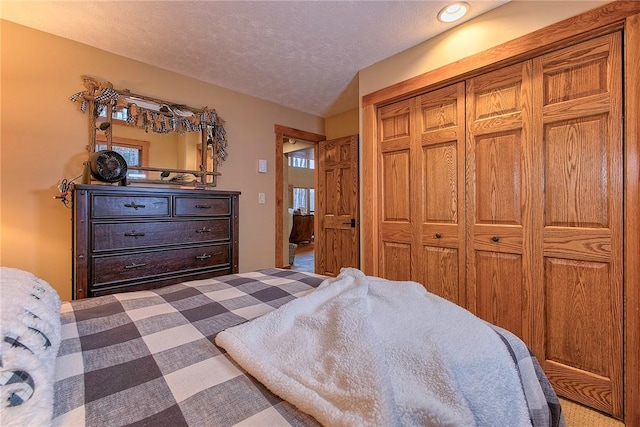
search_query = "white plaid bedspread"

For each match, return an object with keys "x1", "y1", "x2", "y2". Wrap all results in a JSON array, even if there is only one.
[
  {"x1": 52, "y1": 268, "x2": 563, "y2": 427},
  {"x1": 53, "y1": 269, "x2": 325, "y2": 426}
]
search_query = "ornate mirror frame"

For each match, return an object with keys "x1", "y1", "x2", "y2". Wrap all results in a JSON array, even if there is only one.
[{"x1": 70, "y1": 76, "x2": 228, "y2": 187}]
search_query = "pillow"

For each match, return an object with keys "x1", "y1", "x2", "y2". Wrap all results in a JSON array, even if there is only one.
[{"x1": 0, "y1": 267, "x2": 62, "y2": 427}]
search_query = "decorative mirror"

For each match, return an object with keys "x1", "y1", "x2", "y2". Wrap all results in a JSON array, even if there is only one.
[{"x1": 70, "y1": 76, "x2": 228, "y2": 187}]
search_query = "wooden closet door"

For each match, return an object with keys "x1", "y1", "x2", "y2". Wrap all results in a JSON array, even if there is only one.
[
  {"x1": 377, "y1": 84, "x2": 465, "y2": 304},
  {"x1": 532, "y1": 33, "x2": 623, "y2": 417},
  {"x1": 416, "y1": 83, "x2": 466, "y2": 305},
  {"x1": 466, "y1": 61, "x2": 534, "y2": 343},
  {"x1": 378, "y1": 99, "x2": 413, "y2": 281}
]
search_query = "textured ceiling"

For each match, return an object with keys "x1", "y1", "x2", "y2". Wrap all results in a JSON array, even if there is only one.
[{"x1": 1, "y1": 0, "x2": 509, "y2": 117}]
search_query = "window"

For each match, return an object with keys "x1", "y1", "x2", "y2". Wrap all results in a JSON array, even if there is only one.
[
  {"x1": 98, "y1": 106, "x2": 129, "y2": 123},
  {"x1": 293, "y1": 187, "x2": 314, "y2": 214},
  {"x1": 288, "y1": 157, "x2": 315, "y2": 169},
  {"x1": 95, "y1": 135, "x2": 149, "y2": 169},
  {"x1": 96, "y1": 143, "x2": 142, "y2": 167}
]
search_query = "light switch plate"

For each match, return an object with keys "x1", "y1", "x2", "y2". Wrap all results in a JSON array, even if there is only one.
[
  {"x1": 258, "y1": 159, "x2": 267, "y2": 173},
  {"x1": 258, "y1": 193, "x2": 266, "y2": 204}
]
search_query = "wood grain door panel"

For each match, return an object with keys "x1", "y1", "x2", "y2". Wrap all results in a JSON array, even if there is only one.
[
  {"x1": 543, "y1": 258, "x2": 618, "y2": 413},
  {"x1": 381, "y1": 150, "x2": 412, "y2": 221},
  {"x1": 316, "y1": 135, "x2": 359, "y2": 276},
  {"x1": 378, "y1": 100, "x2": 413, "y2": 280},
  {"x1": 417, "y1": 83, "x2": 466, "y2": 305},
  {"x1": 377, "y1": 85, "x2": 465, "y2": 304},
  {"x1": 472, "y1": 131, "x2": 523, "y2": 225},
  {"x1": 466, "y1": 61, "x2": 534, "y2": 345},
  {"x1": 422, "y1": 142, "x2": 458, "y2": 224},
  {"x1": 474, "y1": 250, "x2": 525, "y2": 339},
  {"x1": 533, "y1": 32, "x2": 623, "y2": 416},
  {"x1": 422, "y1": 246, "x2": 460, "y2": 303},
  {"x1": 382, "y1": 241, "x2": 412, "y2": 282},
  {"x1": 322, "y1": 227, "x2": 358, "y2": 277},
  {"x1": 545, "y1": 259, "x2": 613, "y2": 376},
  {"x1": 544, "y1": 115, "x2": 611, "y2": 228}
]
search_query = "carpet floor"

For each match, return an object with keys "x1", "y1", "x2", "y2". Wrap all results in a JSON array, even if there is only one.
[{"x1": 560, "y1": 398, "x2": 624, "y2": 427}]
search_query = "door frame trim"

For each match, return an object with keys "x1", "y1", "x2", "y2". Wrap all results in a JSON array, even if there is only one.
[{"x1": 274, "y1": 125, "x2": 325, "y2": 267}]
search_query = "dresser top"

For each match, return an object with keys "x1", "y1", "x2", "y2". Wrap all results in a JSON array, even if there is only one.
[{"x1": 73, "y1": 184, "x2": 241, "y2": 197}]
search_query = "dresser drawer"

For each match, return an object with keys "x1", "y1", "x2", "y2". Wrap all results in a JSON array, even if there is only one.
[
  {"x1": 92, "y1": 219, "x2": 231, "y2": 251},
  {"x1": 92, "y1": 243, "x2": 230, "y2": 286},
  {"x1": 73, "y1": 184, "x2": 240, "y2": 299},
  {"x1": 92, "y1": 195, "x2": 170, "y2": 218},
  {"x1": 175, "y1": 196, "x2": 230, "y2": 216}
]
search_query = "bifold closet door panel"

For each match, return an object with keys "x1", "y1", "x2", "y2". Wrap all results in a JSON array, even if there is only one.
[
  {"x1": 465, "y1": 61, "x2": 534, "y2": 344},
  {"x1": 415, "y1": 83, "x2": 466, "y2": 306},
  {"x1": 376, "y1": 84, "x2": 466, "y2": 305},
  {"x1": 378, "y1": 99, "x2": 413, "y2": 282},
  {"x1": 532, "y1": 32, "x2": 623, "y2": 417}
]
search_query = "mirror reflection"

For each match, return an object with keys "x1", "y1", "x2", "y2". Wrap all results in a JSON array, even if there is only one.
[
  {"x1": 71, "y1": 76, "x2": 227, "y2": 187},
  {"x1": 96, "y1": 121, "x2": 209, "y2": 183}
]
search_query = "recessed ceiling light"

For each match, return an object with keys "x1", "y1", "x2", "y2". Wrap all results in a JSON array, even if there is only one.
[{"x1": 438, "y1": 2, "x2": 470, "y2": 23}]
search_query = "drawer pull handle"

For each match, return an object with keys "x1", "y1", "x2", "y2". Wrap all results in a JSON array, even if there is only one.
[
  {"x1": 195, "y1": 204, "x2": 211, "y2": 209},
  {"x1": 195, "y1": 253, "x2": 212, "y2": 261},
  {"x1": 124, "y1": 231, "x2": 146, "y2": 238},
  {"x1": 195, "y1": 227, "x2": 212, "y2": 233},
  {"x1": 492, "y1": 236, "x2": 500, "y2": 242},
  {"x1": 124, "y1": 262, "x2": 147, "y2": 269},
  {"x1": 435, "y1": 233, "x2": 442, "y2": 239},
  {"x1": 124, "y1": 202, "x2": 146, "y2": 210}
]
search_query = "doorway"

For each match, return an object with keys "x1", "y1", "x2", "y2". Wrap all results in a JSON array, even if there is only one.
[
  {"x1": 275, "y1": 126, "x2": 361, "y2": 276},
  {"x1": 274, "y1": 125, "x2": 325, "y2": 270},
  {"x1": 286, "y1": 141, "x2": 316, "y2": 272}
]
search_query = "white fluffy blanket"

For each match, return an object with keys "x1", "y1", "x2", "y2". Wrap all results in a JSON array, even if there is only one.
[
  {"x1": 216, "y1": 268, "x2": 532, "y2": 426},
  {"x1": 0, "y1": 267, "x2": 62, "y2": 427}
]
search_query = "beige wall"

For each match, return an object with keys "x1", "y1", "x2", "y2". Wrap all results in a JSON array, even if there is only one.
[
  {"x1": 288, "y1": 166, "x2": 314, "y2": 192},
  {"x1": 101, "y1": 125, "x2": 196, "y2": 173},
  {"x1": 325, "y1": 108, "x2": 358, "y2": 139},
  {"x1": 359, "y1": 1, "x2": 610, "y2": 102},
  {"x1": 0, "y1": 21, "x2": 324, "y2": 301}
]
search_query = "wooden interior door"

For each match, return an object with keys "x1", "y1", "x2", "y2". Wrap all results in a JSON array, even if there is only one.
[
  {"x1": 316, "y1": 135, "x2": 359, "y2": 276},
  {"x1": 532, "y1": 33, "x2": 623, "y2": 417},
  {"x1": 465, "y1": 61, "x2": 534, "y2": 344},
  {"x1": 416, "y1": 83, "x2": 466, "y2": 305}
]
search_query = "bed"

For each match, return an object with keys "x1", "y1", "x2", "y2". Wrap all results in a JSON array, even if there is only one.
[{"x1": 1, "y1": 267, "x2": 564, "y2": 426}]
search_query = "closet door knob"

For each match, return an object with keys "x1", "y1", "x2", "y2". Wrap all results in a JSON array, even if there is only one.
[
  {"x1": 492, "y1": 236, "x2": 500, "y2": 242},
  {"x1": 435, "y1": 233, "x2": 442, "y2": 239}
]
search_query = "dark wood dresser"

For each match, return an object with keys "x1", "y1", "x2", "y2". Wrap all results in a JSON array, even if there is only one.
[
  {"x1": 72, "y1": 184, "x2": 240, "y2": 298},
  {"x1": 289, "y1": 214, "x2": 314, "y2": 244}
]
